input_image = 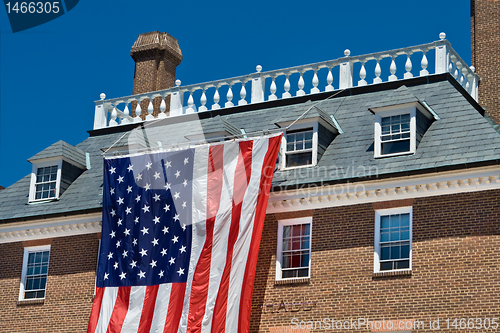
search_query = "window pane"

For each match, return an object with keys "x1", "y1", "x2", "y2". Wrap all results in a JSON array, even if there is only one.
[
  {"x1": 380, "y1": 216, "x2": 390, "y2": 229},
  {"x1": 301, "y1": 253, "x2": 310, "y2": 267},
  {"x1": 391, "y1": 245, "x2": 400, "y2": 259},
  {"x1": 283, "y1": 226, "x2": 291, "y2": 238},
  {"x1": 291, "y1": 253, "x2": 301, "y2": 267},
  {"x1": 296, "y1": 133, "x2": 304, "y2": 141},
  {"x1": 282, "y1": 270, "x2": 295, "y2": 279},
  {"x1": 26, "y1": 278, "x2": 34, "y2": 290},
  {"x1": 396, "y1": 260, "x2": 410, "y2": 269},
  {"x1": 292, "y1": 225, "x2": 301, "y2": 237},
  {"x1": 400, "y1": 213, "x2": 410, "y2": 226},
  {"x1": 380, "y1": 262, "x2": 393, "y2": 271},
  {"x1": 401, "y1": 230, "x2": 410, "y2": 240},
  {"x1": 381, "y1": 246, "x2": 390, "y2": 260},
  {"x1": 390, "y1": 231, "x2": 400, "y2": 241},
  {"x1": 381, "y1": 125, "x2": 390, "y2": 135},
  {"x1": 382, "y1": 140, "x2": 410, "y2": 155},
  {"x1": 381, "y1": 117, "x2": 390, "y2": 125},
  {"x1": 296, "y1": 142, "x2": 303, "y2": 150},
  {"x1": 301, "y1": 238, "x2": 310, "y2": 249},
  {"x1": 401, "y1": 123, "x2": 410, "y2": 131},
  {"x1": 401, "y1": 114, "x2": 410, "y2": 122},
  {"x1": 380, "y1": 231, "x2": 390, "y2": 242},
  {"x1": 292, "y1": 240, "x2": 301, "y2": 250},
  {"x1": 390, "y1": 215, "x2": 400, "y2": 228},
  {"x1": 286, "y1": 152, "x2": 312, "y2": 167},
  {"x1": 304, "y1": 140, "x2": 312, "y2": 149},
  {"x1": 302, "y1": 224, "x2": 310, "y2": 236},
  {"x1": 282, "y1": 254, "x2": 291, "y2": 268},
  {"x1": 287, "y1": 142, "x2": 294, "y2": 151},
  {"x1": 305, "y1": 132, "x2": 313, "y2": 140},
  {"x1": 401, "y1": 244, "x2": 410, "y2": 259},
  {"x1": 34, "y1": 266, "x2": 41, "y2": 275},
  {"x1": 25, "y1": 291, "x2": 37, "y2": 299},
  {"x1": 282, "y1": 239, "x2": 290, "y2": 251},
  {"x1": 41, "y1": 265, "x2": 48, "y2": 274},
  {"x1": 297, "y1": 268, "x2": 308, "y2": 277}
]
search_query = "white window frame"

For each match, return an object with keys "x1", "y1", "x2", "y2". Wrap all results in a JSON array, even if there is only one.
[
  {"x1": 19, "y1": 245, "x2": 51, "y2": 301},
  {"x1": 374, "y1": 206, "x2": 413, "y2": 273},
  {"x1": 29, "y1": 158, "x2": 63, "y2": 203},
  {"x1": 276, "y1": 216, "x2": 312, "y2": 281},
  {"x1": 280, "y1": 120, "x2": 318, "y2": 170},
  {"x1": 374, "y1": 105, "x2": 417, "y2": 158}
]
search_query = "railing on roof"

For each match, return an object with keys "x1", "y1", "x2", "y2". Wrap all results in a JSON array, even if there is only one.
[{"x1": 94, "y1": 33, "x2": 479, "y2": 130}]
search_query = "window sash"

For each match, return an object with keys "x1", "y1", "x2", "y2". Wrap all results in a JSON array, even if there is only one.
[
  {"x1": 20, "y1": 246, "x2": 50, "y2": 301},
  {"x1": 277, "y1": 220, "x2": 311, "y2": 280}
]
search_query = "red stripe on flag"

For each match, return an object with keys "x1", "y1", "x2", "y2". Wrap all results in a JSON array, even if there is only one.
[
  {"x1": 87, "y1": 287, "x2": 105, "y2": 333},
  {"x1": 187, "y1": 145, "x2": 225, "y2": 332},
  {"x1": 238, "y1": 135, "x2": 282, "y2": 333},
  {"x1": 163, "y1": 283, "x2": 187, "y2": 333},
  {"x1": 106, "y1": 286, "x2": 131, "y2": 333},
  {"x1": 137, "y1": 285, "x2": 159, "y2": 333},
  {"x1": 211, "y1": 140, "x2": 253, "y2": 332}
]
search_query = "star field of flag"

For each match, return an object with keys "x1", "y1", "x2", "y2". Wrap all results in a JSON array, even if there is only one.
[{"x1": 97, "y1": 149, "x2": 195, "y2": 287}]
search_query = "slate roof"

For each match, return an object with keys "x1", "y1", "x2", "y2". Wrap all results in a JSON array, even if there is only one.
[
  {"x1": 1, "y1": 75, "x2": 500, "y2": 222},
  {"x1": 28, "y1": 140, "x2": 87, "y2": 167}
]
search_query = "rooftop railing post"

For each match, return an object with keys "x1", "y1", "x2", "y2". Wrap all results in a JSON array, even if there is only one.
[
  {"x1": 435, "y1": 32, "x2": 450, "y2": 74},
  {"x1": 169, "y1": 80, "x2": 184, "y2": 117},
  {"x1": 251, "y1": 65, "x2": 265, "y2": 103},
  {"x1": 468, "y1": 66, "x2": 479, "y2": 101},
  {"x1": 93, "y1": 93, "x2": 108, "y2": 130},
  {"x1": 339, "y1": 49, "x2": 353, "y2": 89}
]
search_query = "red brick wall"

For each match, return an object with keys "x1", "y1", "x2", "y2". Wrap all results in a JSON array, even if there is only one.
[
  {"x1": 0, "y1": 233, "x2": 99, "y2": 333},
  {"x1": 251, "y1": 189, "x2": 500, "y2": 332},
  {"x1": 471, "y1": 0, "x2": 500, "y2": 123},
  {"x1": 0, "y1": 189, "x2": 498, "y2": 332}
]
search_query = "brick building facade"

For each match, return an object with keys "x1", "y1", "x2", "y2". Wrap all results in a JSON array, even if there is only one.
[{"x1": 0, "y1": 1, "x2": 498, "y2": 332}]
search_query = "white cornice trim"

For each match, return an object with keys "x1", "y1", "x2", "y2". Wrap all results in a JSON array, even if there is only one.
[
  {"x1": 0, "y1": 213, "x2": 102, "y2": 244},
  {"x1": 267, "y1": 166, "x2": 500, "y2": 213}
]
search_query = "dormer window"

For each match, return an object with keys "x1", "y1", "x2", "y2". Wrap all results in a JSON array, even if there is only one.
[
  {"x1": 34, "y1": 165, "x2": 59, "y2": 200},
  {"x1": 380, "y1": 114, "x2": 411, "y2": 155},
  {"x1": 277, "y1": 106, "x2": 340, "y2": 170},
  {"x1": 372, "y1": 102, "x2": 437, "y2": 158},
  {"x1": 285, "y1": 128, "x2": 314, "y2": 167},
  {"x1": 27, "y1": 140, "x2": 87, "y2": 203}
]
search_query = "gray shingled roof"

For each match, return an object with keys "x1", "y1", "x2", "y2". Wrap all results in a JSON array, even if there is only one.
[
  {"x1": 28, "y1": 140, "x2": 87, "y2": 167},
  {"x1": 1, "y1": 76, "x2": 500, "y2": 222}
]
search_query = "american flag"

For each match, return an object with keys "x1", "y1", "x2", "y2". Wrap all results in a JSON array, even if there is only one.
[{"x1": 88, "y1": 133, "x2": 282, "y2": 333}]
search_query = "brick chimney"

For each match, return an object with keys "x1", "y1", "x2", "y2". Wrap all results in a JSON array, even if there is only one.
[
  {"x1": 131, "y1": 31, "x2": 183, "y2": 117},
  {"x1": 471, "y1": 0, "x2": 500, "y2": 123}
]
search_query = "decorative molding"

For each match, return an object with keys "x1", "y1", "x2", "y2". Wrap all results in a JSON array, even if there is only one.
[
  {"x1": 0, "y1": 214, "x2": 101, "y2": 244},
  {"x1": 267, "y1": 166, "x2": 500, "y2": 213}
]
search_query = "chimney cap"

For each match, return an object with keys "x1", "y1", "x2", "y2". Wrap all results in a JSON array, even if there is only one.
[{"x1": 131, "y1": 31, "x2": 182, "y2": 63}]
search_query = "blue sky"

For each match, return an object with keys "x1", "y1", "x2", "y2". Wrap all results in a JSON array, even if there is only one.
[{"x1": 0, "y1": 0, "x2": 471, "y2": 188}]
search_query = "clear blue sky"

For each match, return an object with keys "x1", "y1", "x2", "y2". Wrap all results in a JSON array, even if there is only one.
[{"x1": 0, "y1": 0, "x2": 471, "y2": 188}]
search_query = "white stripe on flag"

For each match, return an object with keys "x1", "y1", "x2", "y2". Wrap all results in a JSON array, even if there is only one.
[
  {"x1": 225, "y1": 137, "x2": 269, "y2": 332},
  {"x1": 120, "y1": 286, "x2": 146, "y2": 333},
  {"x1": 148, "y1": 283, "x2": 172, "y2": 333},
  {"x1": 95, "y1": 287, "x2": 119, "y2": 333},
  {"x1": 200, "y1": 142, "x2": 238, "y2": 332},
  {"x1": 178, "y1": 145, "x2": 209, "y2": 333}
]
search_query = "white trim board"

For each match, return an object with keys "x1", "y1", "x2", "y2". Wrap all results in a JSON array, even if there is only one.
[
  {"x1": 0, "y1": 213, "x2": 102, "y2": 244},
  {"x1": 267, "y1": 165, "x2": 500, "y2": 213}
]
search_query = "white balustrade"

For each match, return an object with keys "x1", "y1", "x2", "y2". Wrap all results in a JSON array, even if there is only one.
[{"x1": 94, "y1": 33, "x2": 480, "y2": 129}]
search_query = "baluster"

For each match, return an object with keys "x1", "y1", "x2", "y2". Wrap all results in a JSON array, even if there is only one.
[
  {"x1": 225, "y1": 85, "x2": 234, "y2": 107},
  {"x1": 199, "y1": 90, "x2": 208, "y2": 112},
  {"x1": 358, "y1": 62, "x2": 367, "y2": 86},
  {"x1": 186, "y1": 91, "x2": 195, "y2": 113},
  {"x1": 146, "y1": 99, "x2": 154, "y2": 120},
  {"x1": 310, "y1": 69, "x2": 319, "y2": 94},
  {"x1": 282, "y1": 74, "x2": 291, "y2": 98},
  {"x1": 388, "y1": 56, "x2": 397, "y2": 81},
  {"x1": 238, "y1": 82, "x2": 247, "y2": 105},
  {"x1": 373, "y1": 59, "x2": 382, "y2": 83},
  {"x1": 121, "y1": 103, "x2": 131, "y2": 124},
  {"x1": 456, "y1": 62, "x2": 464, "y2": 86},
  {"x1": 269, "y1": 76, "x2": 277, "y2": 101},
  {"x1": 109, "y1": 107, "x2": 118, "y2": 126},
  {"x1": 404, "y1": 53, "x2": 413, "y2": 79},
  {"x1": 296, "y1": 72, "x2": 305, "y2": 96},
  {"x1": 212, "y1": 88, "x2": 221, "y2": 110},
  {"x1": 325, "y1": 67, "x2": 334, "y2": 91},
  {"x1": 134, "y1": 100, "x2": 142, "y2": 122},
  {"x1": 420, "y1": 51, "x2": 429, "y2": 76},
  {"x1": 158, "y1": 97, "x2": 167, "y2": 118}
]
